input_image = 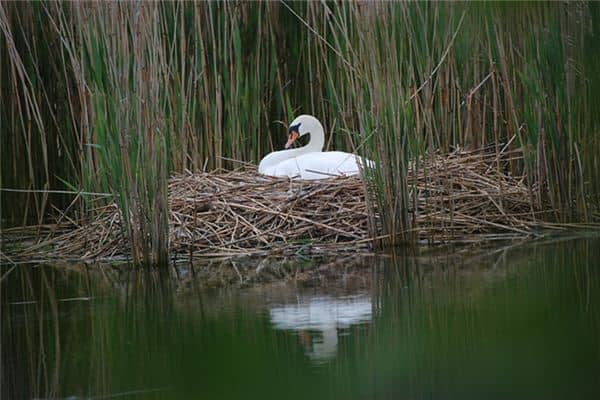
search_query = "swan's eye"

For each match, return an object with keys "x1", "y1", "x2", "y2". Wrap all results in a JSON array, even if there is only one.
[{"x1": 288, "y1": 123, "x2": 301, "y2": 133}]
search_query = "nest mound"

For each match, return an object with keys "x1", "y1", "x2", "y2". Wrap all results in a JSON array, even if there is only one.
[
  {"x1": 168, "y1": 171, "x2": 369, "y2": 256},
  {"x1": 10, "y1": 148, "x2": 561, "y2": 262}
]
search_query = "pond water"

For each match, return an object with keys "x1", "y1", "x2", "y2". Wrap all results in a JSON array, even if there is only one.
[{"x1": 2, "y1": 236, "x2": 600, "y2": 399}]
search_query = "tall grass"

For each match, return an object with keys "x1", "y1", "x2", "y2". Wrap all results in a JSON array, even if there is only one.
[
  {"x1": 1, "y1": 1, "x2": 599, "y2": 263},
  {"x1": 306, "y1": 2, "x2": 600, "y2": 245}
]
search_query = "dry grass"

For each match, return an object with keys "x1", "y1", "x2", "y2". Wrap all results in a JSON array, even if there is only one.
[
  {"x1": 408, "y1": 146, "x2": 551, "y2": 242},
  {"x1": 3, "y1": 147, "x2": 581, "y2": 264}
]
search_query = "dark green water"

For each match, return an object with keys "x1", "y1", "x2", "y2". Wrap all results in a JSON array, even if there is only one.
[{"x1": 2, "y1": 237, "x2": 600, "y2": 399}]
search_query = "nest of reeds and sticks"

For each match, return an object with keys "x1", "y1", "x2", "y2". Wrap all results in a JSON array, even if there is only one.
[{"x1": 9, "y1": 147, "x2": 563, "y2": 262}]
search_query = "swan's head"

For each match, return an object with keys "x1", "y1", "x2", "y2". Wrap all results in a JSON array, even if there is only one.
[{"x1": 285, "y1": 114, "x2": 321, "y2": 149}]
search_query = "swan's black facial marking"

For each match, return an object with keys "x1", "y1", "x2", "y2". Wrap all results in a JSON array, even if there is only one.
[
  {"x1": 286, "y1": 122, "x2": 304, "y2": 149},
  {"x1": 288, "y1": 123, "x2": 301, "y2": 134}
]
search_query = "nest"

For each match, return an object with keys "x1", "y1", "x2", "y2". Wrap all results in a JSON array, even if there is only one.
[
  {"x1": 408, "y1": 147, "x2": 554, "y2": 241},
  {"x1": 8, "y1": 148, "x2": 564, "y2": 262}
]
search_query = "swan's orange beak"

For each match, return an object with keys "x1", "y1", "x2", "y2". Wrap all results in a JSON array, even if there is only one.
[{"x1": 285, "y1": 131, "x2": 299, "y2": 149}]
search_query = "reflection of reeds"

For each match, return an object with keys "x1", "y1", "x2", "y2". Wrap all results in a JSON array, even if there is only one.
[
  {"x1": 2, "y1": 267, "x2": 61, "y2": 399},
  {"x1": 3, "y1": 237, "x2": 599, "y2": 398},
  {"x1": 1, "y1": 2, "x2": 599, "y2": 265},
  {"x1": 367, "y1": 236, "x2": 600, "y2": 398},
  {"x1": 2, "y1": 264, "x2": 178, "y2": 399}
]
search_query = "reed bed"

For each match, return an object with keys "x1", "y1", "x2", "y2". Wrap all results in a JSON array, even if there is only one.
[
  {"x1": 5, "y1": 147, "x2": 573, "y2": 263},
  {"x1": 2, "y1": 2, "x2": 599, "y2": 266}
]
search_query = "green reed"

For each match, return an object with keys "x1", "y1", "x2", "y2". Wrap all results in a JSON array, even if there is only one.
[
  {"x1": 1, "y1": 1, "x2": 598, "y2": 264},
  {"x1": 304, "y1": 1, "x2": 600, "y2": 245}
]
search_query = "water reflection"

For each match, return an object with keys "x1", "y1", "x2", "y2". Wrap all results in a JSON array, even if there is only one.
[
  {"x1": 270, "y1": 294, "x2": 372, "y2": 362},
  {"x1": 2, "y1": 236, "x2": 600, "y2": 399}
]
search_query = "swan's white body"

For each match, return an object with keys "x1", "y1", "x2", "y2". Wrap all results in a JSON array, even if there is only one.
[
  {"x1": 259, "y1": 151, "x2": 367, "y2": 180},
  {"x1": 258, "y1": 115, "x2": 370, "y2": 179}
]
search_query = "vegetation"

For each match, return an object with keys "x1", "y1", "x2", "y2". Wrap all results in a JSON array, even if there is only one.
[
  {"x1": 1, "y1": 2, "x2": 599, "y2": 265},
  {"x1": 5, "y1": 149, "x2": 569, "y2": 264}
]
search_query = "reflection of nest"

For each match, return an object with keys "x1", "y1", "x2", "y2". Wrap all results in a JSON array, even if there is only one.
[
  {"x1": 174, "y1": 255, "x2": 375, "y2": 290},
  {"x1": 9, "y1": 148, "x2": 560, "y2": 262}
]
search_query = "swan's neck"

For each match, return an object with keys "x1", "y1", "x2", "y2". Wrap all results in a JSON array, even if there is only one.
[
  {"x1": 258, "y1": 117, "x2": 326, "y2": 173},
  {"x1": 282, "y1": 120, "x2": 325, "y2": 158},
  {"x1": 302, "y1": 118, "x2": 325, "y2": 153}
]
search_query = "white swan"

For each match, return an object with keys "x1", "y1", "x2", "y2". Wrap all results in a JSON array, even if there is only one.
[{"x1": 258, "y1": 115, "x2": 370, "y2": 179}]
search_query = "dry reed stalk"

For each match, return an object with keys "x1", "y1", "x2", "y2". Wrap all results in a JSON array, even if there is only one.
[{"x1": 5, "y1": 148, "x2": 570, "y2": 263}]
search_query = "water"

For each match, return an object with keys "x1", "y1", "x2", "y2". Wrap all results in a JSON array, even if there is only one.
[{"x1": 2, "y1": 236, "x2": 600, "y2": 399}]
